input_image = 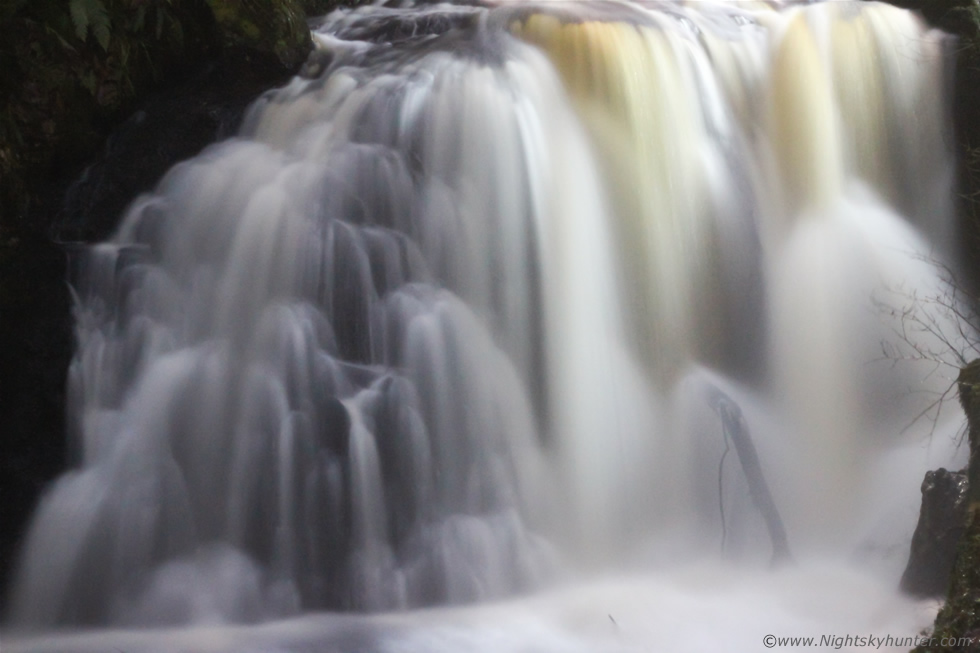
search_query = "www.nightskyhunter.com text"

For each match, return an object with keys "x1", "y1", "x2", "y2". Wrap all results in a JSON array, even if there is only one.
[{"x1": 762, "y1": 634, "x2": 976, "y2": 649}]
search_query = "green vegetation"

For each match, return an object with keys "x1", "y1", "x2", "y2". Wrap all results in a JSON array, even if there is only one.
[
  {"x1": 205, "y1": 0, "x2": 312, "y2": 67},
  {"x1": 916, "y1": 362, "x2": 980, "y2": 652},
  {"x1": 2, "y1": 0, "x2": 203, "y2": 232},
  {"x1": 0, "y1": 0, "x2": 341, "y2": 243}
]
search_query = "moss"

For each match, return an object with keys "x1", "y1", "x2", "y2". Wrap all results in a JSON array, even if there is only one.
[
  {"x1": 301, "y1": 0, "x2": 339, "y2": 15},
  {"x1": 916, "y1": 528, "x2": 980, "y2": 651},
  {"x1": 892, "y1": 5, "x2": 980, "y2": 643},
  {"x1": 915, "y1": 363, "x2": 980, "y2": 652},
  {"x1": 205, "y1": 0, "x2": 312, "y2": 68},
  {"x1": 0, "y1": 0, "x2": 347, "y2": 243},
  {"x1": 0, "y1": 0, "x2": 216, "y2": 236}
]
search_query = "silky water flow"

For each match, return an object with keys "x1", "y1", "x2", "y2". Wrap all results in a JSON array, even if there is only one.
[{"x1": 2, "y1": 1, "x2": 969, "y2": 651}]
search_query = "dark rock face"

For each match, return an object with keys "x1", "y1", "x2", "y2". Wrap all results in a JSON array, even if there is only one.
[
  {"x1": 901, "y1": 468, "x2": 969, "y2": 598},
  {"x1": 205, "y1": 0, "x2": 312, "y2": 69},
  {"x1": 0, "y1": 230, "x2": 72, "y2": 613},
  {"x1": 0, "y1": 0, "x2": 369, "y2": 615},
  {"x1": 55, "y1": 51, "x2": 298, "y2": 243},
  {"x1": 875, "y1": 2, "x2": 980, "y2": 646},
  {"x1": 876, "y1": 0, "x2": 980, "y2": 288},
  {"x1": 0, "y1": 51, "x2": 301, "y2": 611},
  {"x1": 915, "y1": 364, "x2": 980, "y2": 651}
]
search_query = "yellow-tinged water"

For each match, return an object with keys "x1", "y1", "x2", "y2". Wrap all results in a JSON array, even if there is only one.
[{"x1": 3, "y1": 2, "x2": 964, "y2": 651}]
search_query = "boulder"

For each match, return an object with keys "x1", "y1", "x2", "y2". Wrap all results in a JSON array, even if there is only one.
[{"x1": 901, "y1": 468, "x2": 968, "y2": 598}]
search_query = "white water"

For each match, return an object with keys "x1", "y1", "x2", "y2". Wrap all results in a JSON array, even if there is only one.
[{"x1": 2, "y1": 1, "x2": 967, "y2": 651}]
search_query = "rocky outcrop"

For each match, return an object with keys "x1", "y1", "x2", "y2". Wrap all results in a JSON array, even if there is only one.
[
  {"x1": 915, "y1": 363, "x2": 980, "y2": 652},
  {"x1": 0, "y1": 52, "x2": 302, "y2": 611},
  {"x1": 56, "y1": 51, "x2": 298, "y2": 243},
  {"x1": 0, "y1": 229, "x2": 72, "y2": 616},
  {"x1": 865, "y1": 2, "x2": 980, "y2": 647},
  {"x1": 0, "y1": 0, "x2": 328, "y2": 239},
  {"x1": 0, "y1": 0, "x2": 352, "y2": 612},
  {"x1": 205, "y1": 0, "x2": 312, "y2": 69},
  {"x1": 901, "y1": 468, "x2": 969, "y2": 598}
]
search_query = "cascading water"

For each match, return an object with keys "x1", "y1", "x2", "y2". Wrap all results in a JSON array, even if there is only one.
[{"x1": 3, "y1": 1, "x2": 969, "y2": 651}]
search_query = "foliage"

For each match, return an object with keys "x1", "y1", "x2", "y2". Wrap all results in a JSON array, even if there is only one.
[
  {"x1": 70, "y1": 0, "x2": 111, "y2": 50},
  {"x1": 0, "y1": 0, "x2": 330, "y2": 246},
  {"x1": 0, "y1": 0, "x2": 203, "y2": 222},
  {"x1": 916, "y1": 361, "x2": 980, "y2": 653},
  {"x1": 205, "y1": 0, "x2": 311, "y2": 67}
]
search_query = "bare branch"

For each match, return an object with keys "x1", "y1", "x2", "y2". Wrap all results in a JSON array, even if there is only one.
[{"x1": 874, "y1": 255, "x2": 980, "y2": 437}]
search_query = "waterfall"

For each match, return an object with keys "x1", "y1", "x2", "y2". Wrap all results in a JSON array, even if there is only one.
[{"x1": 4, "y1": 0, "x2": 966, "y2": 649}]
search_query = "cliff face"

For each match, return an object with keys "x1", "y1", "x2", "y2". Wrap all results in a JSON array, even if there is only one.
[
  {"x1": 902, "y1": 468, "x2": 969, "y2": 599},
  {"x1": 916, "y1": 362, "x2": 980, "y2": 652},
  {"x1": 884, "y1": 0, "x2": 980, "y2": 288},
  {"x1": 0, "y1": 0, "x2": 319, "y2": 240},
  {"x1": 0, "y1": 0, "x2": 355, "y2": 609},
  {"x1": 858, "y1": 1, "x2": 980, "y2": 646}
]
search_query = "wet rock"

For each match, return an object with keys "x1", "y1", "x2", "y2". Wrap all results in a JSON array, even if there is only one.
[
  {"x1": 206, "y1": 0, "x2": 313, "y2": 68},
  {"x1": 56, "y1": 52, "x2": 298, "y2": 242},
  {"x1": 919, "y1": 363, "x2": 980, "y2": 651},
  {"x1": 0, "y1": 229, "x2": 72, "y2": 612},
  {"x1": 901, "y1": 468, "x2": 969, "y2": 598},
  {"x1": 0, "y1": 0, "x2": 371, "y2": 616},
  {"x1": 0, "y1": 48, "x2": 302, "y2": 614}
]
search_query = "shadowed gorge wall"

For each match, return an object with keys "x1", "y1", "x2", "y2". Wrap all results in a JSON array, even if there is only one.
[
  {"x1": 0, "y1": 0, "x2": 362, "y2": 607},
  {"x1": 1, "y1": 2, "x2": 964, "y2": 638},
  {"x1": 0, "y1": 2, "x2": 977, "y2": 649},
  {"x1": 871, "y1": 0, "x2": 980, "y2": 286}
]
